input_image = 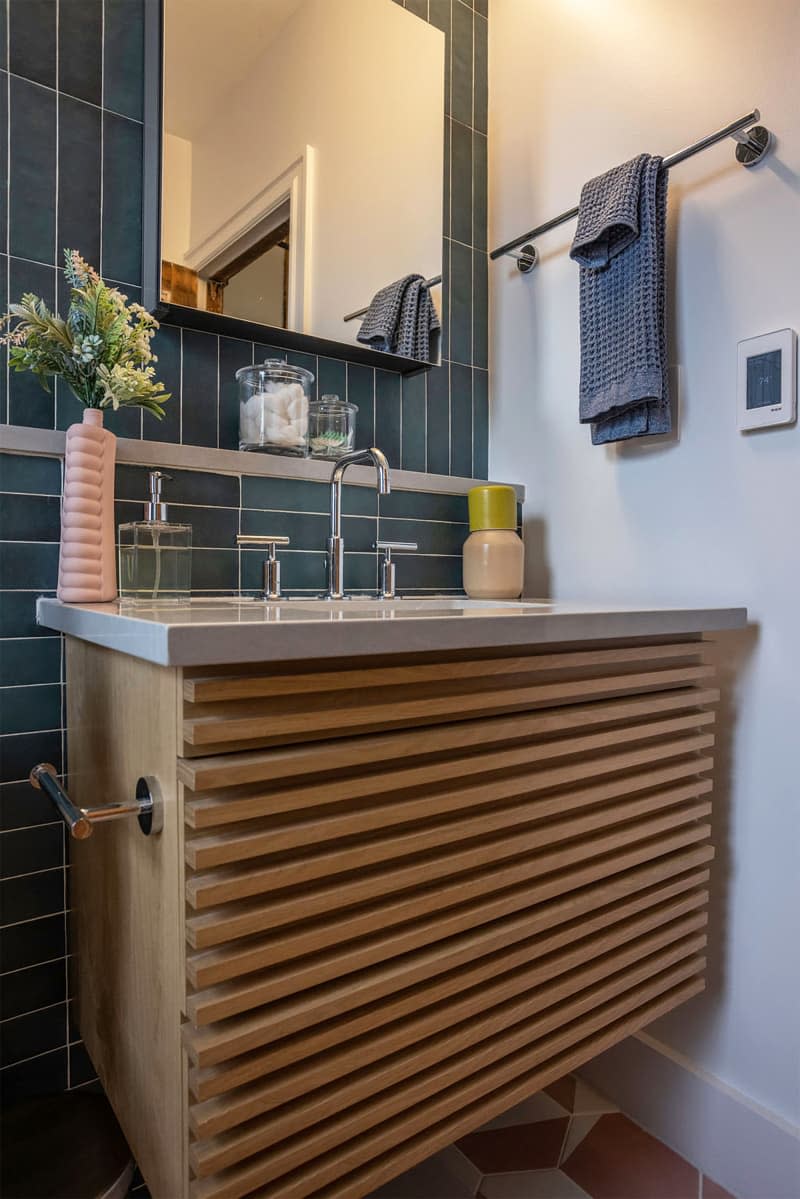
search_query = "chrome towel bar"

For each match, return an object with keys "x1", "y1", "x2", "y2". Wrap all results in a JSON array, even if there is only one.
[{"x1": 29, "y1": 764, "x2": 162, "y2": 838}]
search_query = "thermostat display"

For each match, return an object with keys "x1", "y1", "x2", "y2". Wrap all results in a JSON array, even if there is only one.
[{"x1": 737, "y1": 329, "x2": 796, "y2": 430}]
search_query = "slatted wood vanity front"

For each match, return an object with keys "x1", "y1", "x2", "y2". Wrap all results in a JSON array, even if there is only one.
[{"x1": 68, "y1": 634, "x2": 718, "y2": 1199}]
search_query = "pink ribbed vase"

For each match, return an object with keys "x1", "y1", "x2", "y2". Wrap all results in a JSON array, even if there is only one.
[{"x1": 57, "y1": 408, "x2": 118, "y2": 602}]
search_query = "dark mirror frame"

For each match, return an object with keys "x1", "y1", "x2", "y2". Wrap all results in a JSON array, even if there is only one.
[{"x1": 141, "y1": 0, "x2": 433, "y2": 375}]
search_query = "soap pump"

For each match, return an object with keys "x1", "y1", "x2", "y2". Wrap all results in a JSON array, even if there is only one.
[{"x1": 118, "y1": 471, "x2": 192, "y2": 604}]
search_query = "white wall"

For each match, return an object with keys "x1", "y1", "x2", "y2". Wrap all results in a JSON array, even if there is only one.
[
  {"x1": 489, "y1": 0, "x2": 800, "y2": 1162},
  {"x1": 161, "y1": 132, "x2": 193, "y2": 263},
  {"x1": 187, "y1": 0, "x2": 444, "y2": 343}
]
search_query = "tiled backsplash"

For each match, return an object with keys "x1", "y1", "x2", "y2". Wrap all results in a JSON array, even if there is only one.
[{"x1": 0, "y1": 0, "x2": 489, "y2": 1118}]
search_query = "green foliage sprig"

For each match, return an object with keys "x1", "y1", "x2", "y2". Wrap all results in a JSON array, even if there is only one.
[{"x1": 0, "y1": 250, "x2": 170, "y2": 419}]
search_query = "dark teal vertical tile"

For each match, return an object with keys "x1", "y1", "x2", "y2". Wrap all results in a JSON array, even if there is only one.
[
  {"x1": 451, "y1": 0, "x2": 473, "y2": 128},
  {"x1": 103, "y1": 0, "x2": 144, "y2": 121},
  {"x1": 102, "y1": 112, "x2": 142, "y2": 285},
  {"x1": 440, "y1": 238, "x2": 450, "y2": 361},
  {"x1": 286, "y1": 351, "x2": 317, "y2": 401},
  {"x1": 375, "y1": 370, "x2": 401, "y2": 468},
  {"x1": 450, "y1": 363, "x2": 472, "y2": 477},
  {"x1": 473, "y1": 367, "x2": 488, "y2": 478},
  {"x1": 348, "y1": 363, "x2": 374, "y2": 450},
  {"x1": 254, "y1": 343, "x2": 285, "y2": 363},
  {"x1": 0, "y1": 77, "x2": 7, "y2": 249},
  {"x1": 181, "y1": 330, "x2": 218, "y2": 448},
  {"x1": 8, "y1": 258, "x2": 55, "y2": 427},
  {"x1": 102, "y1": 401, "x2": 141, "y2": 440},
  {"x1": 429, "y1": 0, "x2": 451, "y2": 117},
  {"x1": 9, "y1": 0, "x2": 56, "y2": 88},
  {"x1": 426, "y1": 362, "x2": 450, "y2": 475},
  {"x1": 53, "y1": 380, "x2": 81, "y2": 432},
  {"x1": 0, "y1": 4, "x2": 6, "y2": 71},
  {"x1": 0, "y1": 1048, "x2": 67, "y2": 1103},
  {"x1": 0, "y1": 452, "x2": 61, "y2": 494},
  {"x1": 442, "y1": 115, "x2": 451, "y2": 241},
  {"x1": 450, "y1": 240, "x2": 472, "y2": 366},
  {"x1": 9, "y1": 76, "x2": 56, "y2": 265},
  {"x1": 218, "y1": 336, "x2": 251, "y2": 451},
  {"x1": 145, "y1": 323, "x2": 181, "y2": 444},
  {"x1": 405, "y1": 0, "x2": 428, "y2": 17},
  {"x1": 401, "y1": 373, "x2": 426, "y2": 472},
  {"x1": 473, "y1": 131, "x2": 487, "y2": 251},
  {"x1": 57, "y1": 96, "x2": 101, "y2": 270},
  {"x1": 0, "y1": 255, "x2": 7, "y2": 418},
  {"x1": 317, "y1": 357, "x2": 347, "y2": 399},
  {"x1": 474, "y1": 11, "x2": 488, "y2": 135},
  {"x1": 59, "y1": 0, "x2": 102, "y2": 105},
  {"x1": 475, "y1": 0, "x2": 487, "y2": 13},
  {"x1": 473, "y1": 249, "x2": 488, "y2": 368},
  {"x1": 451, "y1": 118, "x2": 472, "y2": 247}
]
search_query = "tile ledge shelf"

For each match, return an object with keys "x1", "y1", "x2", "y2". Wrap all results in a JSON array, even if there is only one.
[{"x1": 0, "y1": 424, "x2": 525, "y2": 500}]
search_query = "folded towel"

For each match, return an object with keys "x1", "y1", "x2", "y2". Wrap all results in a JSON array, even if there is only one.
[
  {"x1": 570, "y1": 154, "x2": 670, "y2": 444},
  {"x1": 357, "y1": 274, "x2": 440, "y2": 361}
]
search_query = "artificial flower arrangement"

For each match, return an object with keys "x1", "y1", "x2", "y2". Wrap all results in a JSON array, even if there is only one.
[{"x1": 0, "y1": 249, "x2": 170, "y2": 418}]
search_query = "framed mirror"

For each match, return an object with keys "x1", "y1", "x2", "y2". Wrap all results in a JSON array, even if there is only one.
[{"x1": 143, "y1": 0, "x2": 445, "y2": 371}]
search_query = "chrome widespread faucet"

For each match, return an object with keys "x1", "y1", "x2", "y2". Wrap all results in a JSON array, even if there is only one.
[{"x1": 327, "y1": 447, "x2": 391, "y2": 599}]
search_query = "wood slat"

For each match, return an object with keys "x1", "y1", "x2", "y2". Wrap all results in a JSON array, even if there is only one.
[
  {"x1": 185, "y1": 732, "x2": 714, "y2": 869},
  {"x1": 183, "y1": 641, "x2": 704, "y2": 703},
  {"x1": 189, "y1": 963, "x2": 705, "y2": 1197},
  {"x1": 189, "y1": 866, "x2": 710, "y2": 1101},
  {"x1": 183, "y1": 844, "x2": 714, "y2": 1070},
  {"x1": 183, "y1": 665, "x2": 715, "y2": 748},
  {"x1": 179, "y1": 687, "x2": 719, "y2": 791},
  {"x1": 186, "y1": 807, "x2": 710, "y2": 1027},
  {"x1": 187, "y1": 812, "x2": 712, "y2": 954},
  {"x1": 190, "y1": 901, "x2": 708, "y2": 1138},
  {"x1": 316, "y1": 980, "x2": 704, "y2": 1199},
  {"x1": 186, "y1": 760, "x2": 713, "y2": 912}
]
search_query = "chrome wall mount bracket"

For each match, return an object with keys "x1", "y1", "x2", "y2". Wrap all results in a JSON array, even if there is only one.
[{"x1": 29, "y1": 764, "x2": 163, "y2": 839}]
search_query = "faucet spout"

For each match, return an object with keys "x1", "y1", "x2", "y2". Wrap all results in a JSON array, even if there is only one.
[{"x1": 327, "y1": 448, "x2": 391, "y2": 599}]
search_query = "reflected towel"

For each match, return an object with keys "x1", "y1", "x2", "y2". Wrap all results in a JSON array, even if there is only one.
[
  {"x1": 357, "y1": 274, "x2": 440, "y2": 361},
  {"x1": 570, "y1": 154, "x2": 670, "y2": 444}
]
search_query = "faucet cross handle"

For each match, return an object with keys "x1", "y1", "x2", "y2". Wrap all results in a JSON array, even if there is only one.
[
  {"x1": 236, "y1": 534, "x2": 290, "y2": 600},
  {"x1": 375, "y1": 540, "x2": 418, "y2": 599}
]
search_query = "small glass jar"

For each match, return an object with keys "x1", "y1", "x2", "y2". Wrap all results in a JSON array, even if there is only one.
[
  {"x1": 308, "y1": 394, "x2": 358, "y2": 459},
  {"x1": 237, "y1": 360, "x2": 314, "y2": 456}
]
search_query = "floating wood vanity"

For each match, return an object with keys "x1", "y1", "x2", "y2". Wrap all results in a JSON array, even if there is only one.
[{"x1": 36, "y1": 597, "x2": 745, "y2": 1199}]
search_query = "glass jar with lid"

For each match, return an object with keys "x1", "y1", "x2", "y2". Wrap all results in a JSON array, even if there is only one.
[
  {"x1": 308, "y1": 394, "x2": 358, "y2": 459},
  {"x1": 237, "y1": 360, "x2": 314, "y2": 456}
]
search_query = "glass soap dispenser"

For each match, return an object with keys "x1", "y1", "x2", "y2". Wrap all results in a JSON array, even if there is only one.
[{"x1": 118, "y1": 471, "x2": 192, "y2": 604}]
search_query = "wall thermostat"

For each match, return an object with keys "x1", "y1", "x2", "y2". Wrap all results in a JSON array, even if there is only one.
[{"x1": 737, "y1": 328, "x2": 796, "y2": 431}]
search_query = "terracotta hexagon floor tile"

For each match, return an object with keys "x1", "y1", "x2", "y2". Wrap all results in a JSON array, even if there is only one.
[
  {"x1": 457, "y1": 1118, "x2": 569, "y2": 1174},
  {"x1": 479, "y1": 1091, "x2": 570, "y2": 1131},
  {"x1": 481, "y1": 1169, "x2": 592, "y2": 1199},
  {"x1": 545, "y1": 1075, "x2": 577, "y2": 1113},
  {"x1": 562, "y1": 1113, "x2": 699, "y2": 1199}
]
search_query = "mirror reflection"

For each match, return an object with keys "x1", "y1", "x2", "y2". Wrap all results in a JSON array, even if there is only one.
[{"x1": 161, "y1": 0, "x2": 445, "y2": 358}]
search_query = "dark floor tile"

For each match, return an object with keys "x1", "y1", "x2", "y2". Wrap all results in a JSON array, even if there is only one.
[
  {"x1": 58, "y1": 96, "x2": 101, "y2": 284},
  {"x1": 0, "y1": 730, "x2": 62, "y2": 786},
  {"x1": 181, "y1": 330, "x2": 218, "y2": 448},
  {"x1": 0, "y1": 493, "x2": 60, "y2": 541},
  {"x1": 563, "y1": 1113, "x2": 699, "y2": 1199},
  {"x1": 0, "y1": 637, "x2": 61, "y2": 687},
  {"x1": 102, "y1": 112, "x2": 143, "y2": 286},
  {"x1": 103, "y1": 0, "x2": 144, "y2": 121},
  {"x1": 0, "y1": 1000, "x2": 66, "y2": 1067},
  {"x1": 9, "y1": 0, "x2": 56, "y2": 88},
  {"x1": 0, "y1": 957, "x2": 66, "y2": 1021},
  {"x1": 0, "y1": 1045, "x2": 67, "y2": 1101},
  {"x1": 702, "y1": 1179, "x2": 737, "y2": 1199},
  {"x1": 0, "y1": 684, "x2": 61, "y2": 736},
  {"x1": 0, "y1": 453, "x2": 61, "y2": 495},
  {"x1": 9, "y1": 76, "x2": 56, "y2": 266},
  {"x1": 545, "y1": 1075, "x2": 577, "y2": 1112},
  {"x1": 401, "y1": 373, "x2": 426, "y2": 473},
  {"x1": 144, "y1": 323, "x2": 181, "y2": 444},
  {"x1": 0, "y1": 912, "x2": 65, "y2": 973},
  {"x1": 0, "y1": 780, "x2": 59, "y2": 833},
  {"x1": 59, "y1": 0, "x2": 102, "y2": 105},
  {"x1": 458, "y1": 1118, "x2": 569, "y2": 1173}
]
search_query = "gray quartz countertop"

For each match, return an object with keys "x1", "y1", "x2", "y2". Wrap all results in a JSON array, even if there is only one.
[{"x1": 36, "y1": 596, "x2": 747, "y2": 668}]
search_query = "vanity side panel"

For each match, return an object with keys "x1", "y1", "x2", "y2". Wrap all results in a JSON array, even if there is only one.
[{"x1": 67, "y1": 638, "x2": 186, "y2": 1199}]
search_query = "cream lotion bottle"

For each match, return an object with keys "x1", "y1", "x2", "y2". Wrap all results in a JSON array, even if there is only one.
[{"x1": 462, "y1": 485, "x2": 524, "y2": 600}]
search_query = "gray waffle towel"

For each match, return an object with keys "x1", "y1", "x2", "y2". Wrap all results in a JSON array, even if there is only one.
[
  {"x1": 357, "y1": 274, "x2": 440, "y2": 361},
  {"x1": 570, "y1": 154, "x2": 670, "y2": 444}
]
